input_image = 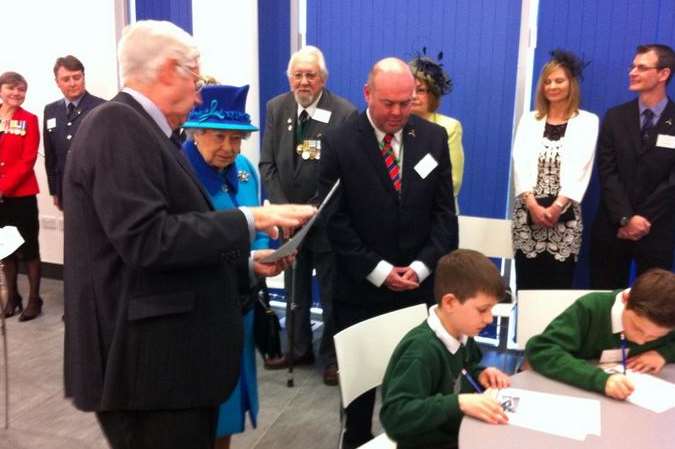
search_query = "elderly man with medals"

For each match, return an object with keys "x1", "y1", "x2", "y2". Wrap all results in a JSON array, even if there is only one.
[{"x1": 259, "y1": 45, "x2": 357, "y2": 385}]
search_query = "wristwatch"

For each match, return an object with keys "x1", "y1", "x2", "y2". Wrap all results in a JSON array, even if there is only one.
[{"x1": 619, "y1": 216, "x2": 629, "y2": 227}]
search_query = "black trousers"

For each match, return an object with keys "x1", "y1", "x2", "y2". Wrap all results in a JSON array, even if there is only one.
[
  {"x1": 515, "y1": 250, "x2": 576, "y2": 291},
  {"x1": 285, "y1": 245, "x2": 336, "y2": 364},
  {"x1": 335, "y1": 298, "x2": 430, "y2": 446},
  {"x1": 96, "y1": 407, "x2": 217, "y2": 449},
  {"x1": 590, "y1": 229, "x2": 674, "y2": 289}
]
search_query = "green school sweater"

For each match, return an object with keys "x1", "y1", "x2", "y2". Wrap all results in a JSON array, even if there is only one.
[
  {"x1": 526, "y1": 290, "x2": 675, "y2": 393},
  {"x1": 380, "y1": 321, "x2": 484, "y2": 449}
]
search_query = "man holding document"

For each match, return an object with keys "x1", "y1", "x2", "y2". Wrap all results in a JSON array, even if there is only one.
[
  {"x1": 319, "y1": 57, "x2": 457, "y2": 449},
  {"x1": 62, "y1": 20, "x2": 315, "y2": 449}
]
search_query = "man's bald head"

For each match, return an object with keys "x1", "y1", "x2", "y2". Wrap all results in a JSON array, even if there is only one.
[
  {"x1": 364, "y1": 57, "x2": 415, "y2": 134},
  {"x1": 367, "y1": 57, "x2": 415, "y2": 90}
]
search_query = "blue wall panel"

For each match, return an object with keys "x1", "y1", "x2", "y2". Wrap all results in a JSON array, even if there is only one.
[
  {"x1": 135, "y1": 0, "x2": 192, "y2": 33},
  {"x1": 307, "y1": 0, "x2": 522, "y2": 218},
  {"x1": 535, "y1": 0, "x2": 675, "y2": 286},
  {"x1": 258, "y1": 0, "x2": 291, "y2": 136},
  {"x1": 257, "y1": 0, "x2": 291, "y2": 209}
]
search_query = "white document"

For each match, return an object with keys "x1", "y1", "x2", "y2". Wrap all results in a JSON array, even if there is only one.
[
  {"x1": 656, "y1": 133, "x2": 675, "y2": 149},
  {"x1": 414, "y1": 153, "x2": 438, "y2": 179},
  {"x1": 497, "y1": 388, "x2": 601, "y2": 440},
  {"x1": 0, "y1": 226, "x2": 25, "y2": 259},
  {"x1": 599, "y1": 348, "x2": 624, "y2": 364},
  {"x1": 260, "y1": 180, "x2": 340, "y2": 263},
  {"x1": 313, "y1": 108, "x2": 332, "y2": 123},
  {"x1": 603, "y1": 365, "x2": 675, "y2": 413}
]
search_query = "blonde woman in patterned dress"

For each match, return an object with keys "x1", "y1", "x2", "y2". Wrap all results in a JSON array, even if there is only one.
[{"x1": 511, "y1": 50, "x2": 599, "y2": 290}]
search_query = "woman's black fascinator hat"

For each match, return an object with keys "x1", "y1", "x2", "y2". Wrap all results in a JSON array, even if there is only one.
[
  {"x1": 549, "y1": 49, "x2": 590, "y2": 81},
  {"x1": 409, "y1": 47, "x2": 453, "y2": 97}
]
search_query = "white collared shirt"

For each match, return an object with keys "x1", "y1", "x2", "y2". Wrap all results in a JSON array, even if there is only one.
[
  {"x1": 366, "y1": 108, "x2": 403, "y2": 161},
  {"x1": 610, "y1": 288, "x2": 630, "y2": 334},
  {"x1": 427, "y1": 305, "x2": 469, "y2": 354},
  {"x1": 296, "y1": 90, "x2": 323, "y2": 120}
]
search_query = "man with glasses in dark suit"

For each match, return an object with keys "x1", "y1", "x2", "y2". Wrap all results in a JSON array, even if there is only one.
[
  {"x1": 591, "y1": 44, "x2": 675, "y2": 289},
  {"x1": 63, "y1": 20, "x2": 314, "y2": 449}
]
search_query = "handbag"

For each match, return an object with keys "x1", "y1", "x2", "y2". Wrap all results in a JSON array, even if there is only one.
[
  {"x1": 527, "y1": 195, "x2": 575, "y2": 225},
  {"x1": 253, "y1": 282, "x2": 283, "y2": 359}
]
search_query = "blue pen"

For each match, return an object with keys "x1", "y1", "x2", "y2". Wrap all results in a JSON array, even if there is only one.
[
  {"x1": 461, "y1": 368, "x2": 484, "y2": 393},
  {"x1": 620, "y1": 332, "x2": 628, "y2": 375}
]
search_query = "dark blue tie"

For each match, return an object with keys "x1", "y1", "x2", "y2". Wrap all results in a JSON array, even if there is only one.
[{"x1": 641, "y1": 109, "x2": 655, "y2": 143}]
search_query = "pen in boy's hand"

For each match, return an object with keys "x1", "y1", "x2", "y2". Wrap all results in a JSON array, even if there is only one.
[
  {"x1": 620, "y1": 332, "x2": 628, "y2": 375},
  {"x1": 461, "y1": 368, "x2": 484, "y2": 393}
]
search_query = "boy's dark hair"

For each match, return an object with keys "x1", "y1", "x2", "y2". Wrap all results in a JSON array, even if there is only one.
[
  {"x1": 636, "y1": 44, "x2": 675, "y2": 84},
  {"x1": 433, "y1": 249, "x2": 505, "y2": 304},
  {"x1": 53, "y1": 55, "x2": 85, "y2": 77},
  {"x1": 627, "y1": 268, "x2": 675, "y2": 328}
]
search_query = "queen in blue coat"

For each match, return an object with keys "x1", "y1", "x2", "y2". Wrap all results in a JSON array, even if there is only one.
[{"x1": 182, "y1": 84, "x2": 281, "y2": 449}]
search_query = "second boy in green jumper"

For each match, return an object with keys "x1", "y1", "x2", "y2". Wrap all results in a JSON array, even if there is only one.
[
  {"x1": 380, "y1": 249, "x2": 511, "y2": 449},
  {"x1": 527, "y1": 268, "x2": 675, "y2": 400}
]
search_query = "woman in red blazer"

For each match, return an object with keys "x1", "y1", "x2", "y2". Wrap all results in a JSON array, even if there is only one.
[{"x1": 0, "y1": 71, "x2": 42, "y2": 321}]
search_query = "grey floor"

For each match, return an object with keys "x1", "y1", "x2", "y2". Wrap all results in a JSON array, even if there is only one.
[{"x1": 0, "y1": 275, "x2": 366, "y2": 449}]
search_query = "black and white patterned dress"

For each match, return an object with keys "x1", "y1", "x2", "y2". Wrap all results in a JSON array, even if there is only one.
[{"x1": 512, "y1": 123, "x2": 583, "y2": 262}]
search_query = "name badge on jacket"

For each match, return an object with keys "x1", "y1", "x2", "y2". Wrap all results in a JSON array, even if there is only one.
[
  {"x1": 414, "y1": 153, "x2": 438, "y2": 179},
  {"x1": 47, "y1": 118, "x2": 57, "y2": 130},
  {"x1": 313, "y1": 108, "x2": 331, "y2": 123},
  {"x1": 656, "y1": 134, "x2": 675, "y2": 149}
]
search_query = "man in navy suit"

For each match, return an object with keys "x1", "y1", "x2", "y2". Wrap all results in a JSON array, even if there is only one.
[
  {"x1": 63, "y1": 20, "x2": 314, "y2": 449},
  {"x1": 591, "y1": 44, "x2": 675, "y2": 289},
  {"x1": 319, "y1": 57, "x2": 457, "y2": 448},
  {"x1": 43, "y1": 55, "x2": 105, "y2": 210}
]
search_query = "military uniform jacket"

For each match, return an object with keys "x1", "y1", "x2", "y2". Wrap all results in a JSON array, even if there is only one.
[{"x1": 43, "y1": 91, "x2": 105, "y2": 201}]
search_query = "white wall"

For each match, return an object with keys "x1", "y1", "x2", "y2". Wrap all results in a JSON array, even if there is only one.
[
  {"x1": 2, "y1": 0, "x2": 122, "y2": 264},
  {"x1": 192, "y1": 0, "x2": 261, "y2": 167},
  {"x1": 2, "y1": 1, "x2": 262, "y2": 265}
]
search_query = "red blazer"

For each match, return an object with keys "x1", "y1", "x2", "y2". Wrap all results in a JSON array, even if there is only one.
[{"x1": 0, "y1": 106, "x2": 40, "y2": 197}]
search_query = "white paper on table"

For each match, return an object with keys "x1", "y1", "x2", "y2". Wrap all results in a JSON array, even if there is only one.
[
  {"x1": 497, "y1": 388, "x2": 601, "y2": 440},
  {"x1": 603, "y1": 365, "x2": 675, "y2": 413},
  {"x1": 260, "y1": 180, "x2": 340, "y2": 263},
  {"x1": 0, "y1": 226, "x2": 24, "y2": 259}
]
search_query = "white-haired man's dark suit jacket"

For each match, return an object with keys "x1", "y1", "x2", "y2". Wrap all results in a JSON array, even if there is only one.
[{"x1": 63, "y1": 91, "x2": 249, "y2": 415}]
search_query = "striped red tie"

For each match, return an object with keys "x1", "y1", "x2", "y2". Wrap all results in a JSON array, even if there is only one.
[{"x1": 380, "y1": 133, "x2": 401, "y2": 192}]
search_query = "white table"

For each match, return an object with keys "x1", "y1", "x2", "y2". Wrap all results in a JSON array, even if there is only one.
[{"x1": 459, "y1": 365, "x2": 675, "y2": 449}]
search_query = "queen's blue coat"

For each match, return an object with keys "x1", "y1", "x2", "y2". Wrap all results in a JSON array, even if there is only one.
[{"x1": 183, "y1": 139, "x2": 267, "y2": 435}]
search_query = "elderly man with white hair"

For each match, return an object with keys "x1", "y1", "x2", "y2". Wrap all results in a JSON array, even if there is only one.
[
  {"x1": 259, "y1": 46, "x2": 356, "y2": 385},
  {"x1": 62, "y1": 20, "x2": 315, "y2": 449}
]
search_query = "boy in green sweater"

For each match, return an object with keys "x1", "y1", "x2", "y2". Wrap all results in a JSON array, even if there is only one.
[
  {"x1": 380, "y1": 249, "x2": 511, "y2": 449},
  {"x1": 526, "y1": 268, "x2": 675, "y2": 400}
]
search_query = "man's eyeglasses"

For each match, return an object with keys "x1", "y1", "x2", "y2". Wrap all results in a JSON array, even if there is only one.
[
  {"x1": 180, "y1": 65, "x2": 208, "y2": 91},
  {"x1": 629, "y1": 64, "x2": 662, "y2": 73},
  {"x1": 291, "y1": 72, "x2": 319, "y2": 82}
]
